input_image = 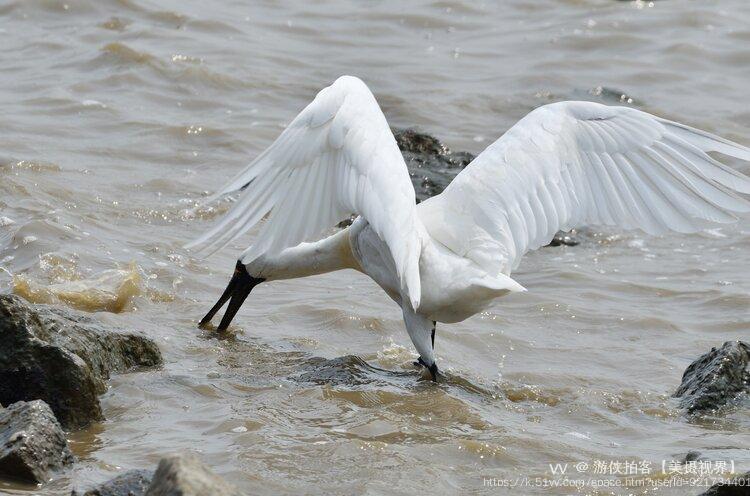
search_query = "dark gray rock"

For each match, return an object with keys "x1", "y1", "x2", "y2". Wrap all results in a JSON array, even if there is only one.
[
  {"x1": 335, "y1": 214, "x2": 357, "y2": 229},
  {"x1": 296, "y1": 355, "x2": 413, "y2": 386},
  {"x1": 0, "y1": 400, "x2": 73, "y2": 483},
  {"x1": 392, "y1": 128, "x2": 474, "y2": 202},
  {"x1": 547, "y1": 230, "x2": 581, "y2": 247},
  {"x1": 144, "y1": 454, "x2": 241, "y2": 496},
  {"x1": 298, "y1": 355, "x2": 384, "y2": 386},
  {"x1": 674, "y1": 341, "x2": 750, "y2": 413},
  {"x1": 699, "y1": 471, "x2": 750, "y2": 496},
  {"x1": 72, "y1": 469, "x2": 154, "y2": 496},
  {"x1": 682, "y1": 450, "x2": 705, "y2": 463},
  {"x1": 0, "y1": 294, "x2": 163, "y2": 429}
]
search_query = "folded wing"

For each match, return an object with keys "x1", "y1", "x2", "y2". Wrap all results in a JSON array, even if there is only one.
[
  {"x1": 185, "y1": 76, "x2": 424, "y2": 308},
  {"x1": 426, "y1": 101, "x2": 750, "y2": 275}
]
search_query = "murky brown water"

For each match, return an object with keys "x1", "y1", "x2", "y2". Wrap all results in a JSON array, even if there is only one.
[{"x1": 1, "y1": 0, "x2": 749, "y2": 494}]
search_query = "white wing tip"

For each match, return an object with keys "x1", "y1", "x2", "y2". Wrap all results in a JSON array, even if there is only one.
[
  {"x1": 402, "y1": 270, "x2": 422, "y2": 311},
  {"x1": 486, "y1": 273, "x2": 527, "y2": 293},
  {"x1": 660, "y1": 118, "x2": 750, "y2": 161},
  {"x1": 409, "y1": 293, "x2": 421, "y2": 312},
  {"x1": 183, "y1": 236, "x2": 205, "y2": 253},
  {"x1": 181, "y1": 240, "x2": 213, "y2": 259}
]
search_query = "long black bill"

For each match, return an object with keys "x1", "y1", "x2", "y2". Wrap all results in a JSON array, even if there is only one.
[{"x1": 199, "y1": 261, "x2": 264, "y2": 331}]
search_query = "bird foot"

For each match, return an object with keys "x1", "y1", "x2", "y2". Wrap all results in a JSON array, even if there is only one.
[
  {"x1": 427, "y1": 362, "x2": 439, "y2": 382},
  {"x1": 413, "y1": 357, "x2": 438, "y2": 382}
]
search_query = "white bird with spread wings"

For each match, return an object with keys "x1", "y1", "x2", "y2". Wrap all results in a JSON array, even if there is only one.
[{"x1": 186, "y1": 75, "x2": 750, "y2": 381}]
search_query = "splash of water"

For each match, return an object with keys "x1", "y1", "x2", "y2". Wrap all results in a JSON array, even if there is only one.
[{"x1": 13, "y1": 263, "x2": 142, "y2": 313}]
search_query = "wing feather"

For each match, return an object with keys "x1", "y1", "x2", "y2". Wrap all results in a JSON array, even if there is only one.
[
  {"x1": 423, "y1": 101, "x2": 750, "y2": 274},
  {"x1": 186, "y1": 76, "x2": 424, "y2": 308}
]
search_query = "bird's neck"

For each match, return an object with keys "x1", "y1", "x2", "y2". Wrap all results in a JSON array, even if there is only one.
[{"x1": 242, "y1": 228, "x2": 360, "y2": 281}]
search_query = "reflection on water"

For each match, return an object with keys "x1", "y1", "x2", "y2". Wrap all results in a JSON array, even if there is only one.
[{"x1": 0, "y1": 0, "x2": 749, "y2": 494}]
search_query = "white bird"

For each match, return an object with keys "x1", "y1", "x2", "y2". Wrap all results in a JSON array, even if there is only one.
[{"x1": 186, "y1": 75, "x2": 750, "y2": 381}]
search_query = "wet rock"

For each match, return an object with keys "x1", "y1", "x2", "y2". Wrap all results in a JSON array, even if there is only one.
[
  {"x1": 699, "y1": 471, "x2": 750, "y2": 496},
  {"x1": 297, "y1": 355, "x2": 380, "y2": 386},
  {"x1": 72, "y1": 469, "x2": 153, "y2": 496},
  {"x1": 674, "y1": 341, "x2": 750, "y2": 413},
  {"x1": 296, "y1": 355, "x2": 412, "y2": 386},
  {"x1": 547, "y1": 230, "x2": 581, "y2": 247},
  {"x1": 0, "y1": 294, "x2": 163, "y2": 429},
  {"x1": 682, "y1": 450, "x2": 705, "y2": 463},
  {"x1": 336, "y1": 214, "x2": 357, "y2": 229},
  {"x1": 144, "y1": 454, "x2": 241, "y2": 496},
  {"x1": 392, "y1": 128, "x2": 474, "y2": 202},
  {"x1": 0, "y1": 400, "x2": 73, "y2": 483}
]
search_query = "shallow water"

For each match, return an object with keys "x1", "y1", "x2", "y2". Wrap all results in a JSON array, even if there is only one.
[{"x1": 1, "y1": 0, "x2": 749, "y2": 494}]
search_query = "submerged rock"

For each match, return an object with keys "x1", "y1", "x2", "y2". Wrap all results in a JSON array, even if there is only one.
[
  {"x1": 547, "y1": 230, "x2": 581, "y2": 247},
  {"x1": 144, "y1": 454, "x2": 241, "y2": 496},
  {"x1": 297, "y1": 355, "x2": 382, "y2": 386},
  {"x1": 0, "y1": 400, "x2": 73, "y2": 483},
  {"x1": 72, "y1": 469, "x2": 153, "y2": 496},
  {"x1": 699, "y1": 471, "x2": 750, "y2": 496},
  {"x1": 682, "y1": 450, "x2": 706, "y2": 463},
  {"x1": 0, "y1": 294, "x2": 163, "y2": 429},
  {"x1": 296, "y1": 355, "x2": 413, "y2": 386},
  {"x1": 674, "y1": 341, "x2": 750, "y2": 413}
]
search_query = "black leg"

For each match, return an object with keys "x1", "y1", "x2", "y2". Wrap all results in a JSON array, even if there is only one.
[{"x1": 428, "y1": 362, "x2": 439, "y2": 382}]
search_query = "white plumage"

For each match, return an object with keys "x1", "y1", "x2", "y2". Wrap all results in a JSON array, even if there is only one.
[
  {"x1": 186, "y1": 76, "x2": 424, "y2": 310},
  {"x1": 187, "y1": 76, "x2": 750, "y2": 380},
  {"x1": 420, "y1": 101, "x2": 750, "y2": 276}
]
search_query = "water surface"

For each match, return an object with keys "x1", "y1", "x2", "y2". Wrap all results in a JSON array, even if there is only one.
[{"x1": 1, "y1": 0, "x2": 749, "y2": 494}]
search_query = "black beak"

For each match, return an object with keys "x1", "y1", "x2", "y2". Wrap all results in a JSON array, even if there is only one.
[{"x1": 199, "y1": 261, "x2": 264, "y2": 332}]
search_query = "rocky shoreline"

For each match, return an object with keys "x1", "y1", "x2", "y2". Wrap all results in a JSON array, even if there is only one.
[
  {"x1": 71, "y1": 454, "x2": 242, "y2": 496},
  {"x1": 0, "y1": 275, "x2": 247, "y2": 493},
  {"x1": 0, "y1": 294, "x2": 163, "y2": 485},
  {"x1": 0, "y1": 294, "x2": 162, "y2": 430}
]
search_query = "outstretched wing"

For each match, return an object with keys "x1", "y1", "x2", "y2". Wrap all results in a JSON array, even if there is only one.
[
  {"x1": 185, "y1": 76, "x2": 424, "y2": 308},
  {"x1": 422, "y1": 101, "x2": 750, "y2": 275}
]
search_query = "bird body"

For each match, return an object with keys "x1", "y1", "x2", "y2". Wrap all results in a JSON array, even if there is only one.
[
  {"x1": 186, "y1": 76, "x2": 750, "y2": 381},
  {"x1": 349, "y1": 216, "x2": 523, "y2": 323},
  {"x1": 239, "y1": 217, "x2": 520, "y2": 373}
]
